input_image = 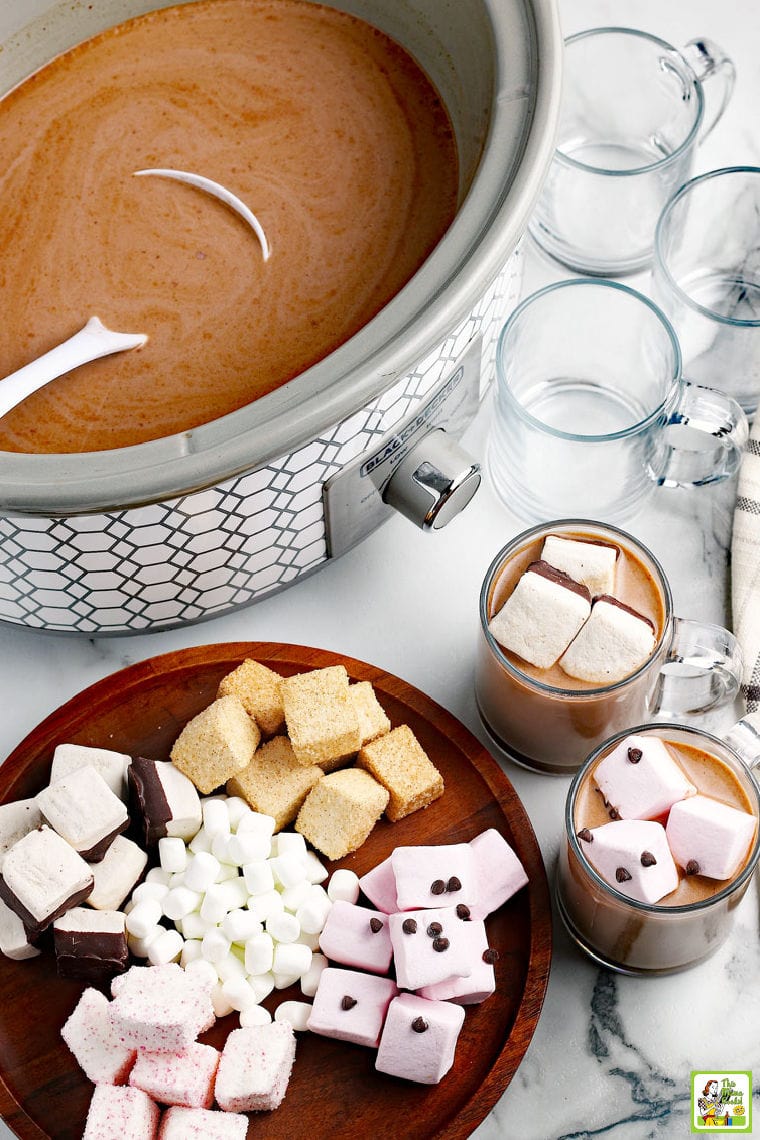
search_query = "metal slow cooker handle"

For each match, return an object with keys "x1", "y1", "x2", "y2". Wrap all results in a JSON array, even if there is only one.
[{"x1": 382, "y1": 428, "x2": 481, "y2": 530}]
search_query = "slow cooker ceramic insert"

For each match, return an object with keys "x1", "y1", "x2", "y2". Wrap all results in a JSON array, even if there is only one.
[{"x1": 0, "y1": 0, "x2": 562, "y2": 634}]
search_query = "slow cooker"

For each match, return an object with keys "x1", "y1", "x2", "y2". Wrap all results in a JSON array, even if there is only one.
[{"x1": 0, "y1": 0, "x2": 562, "y2": 634}]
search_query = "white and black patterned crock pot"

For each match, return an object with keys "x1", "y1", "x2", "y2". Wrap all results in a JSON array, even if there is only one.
[{"x1": 0, "y1": 0, "x2": 562, "y2": 635}]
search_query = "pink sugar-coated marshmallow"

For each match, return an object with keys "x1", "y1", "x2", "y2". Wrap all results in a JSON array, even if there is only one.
[
  {"x1": 390, "y1": 844, "x2": 476, "y2": 910},
  {"x1": 61, "y1": 987, "x2": 136, "y2": 1086},
  {"x1": 318, "y1": 899, "x2": 393, "y2": 974},
  {"x1": 215, "y1": 1023, "x2": 296, "y2": 1113},
  {"x1": 129, "y1": 1041, "x2": 220, "y2": 1108},
  {"x1": 82, "y1": 1085, "x2": 160, "y2": 1140},
  {"x1": 593, "y1": 734, "x2": 696, "y2": 821},
  {"x1": 467, "y1": 829, "x2": 528, "y2": 920},
  {"x1": 158, "y1": 1106, "x2": 248, "y2": 1139},
  {"x1": 358, "y1": 856, "x2": 398, "y2": 913},
  {"x1": 666, "y1": 794, "x2": 758, "y2": 880},
  {"x1": 580, "y1": 820, "x2": 679, "y2": 905},
  {"x1": 110, "y1": 963, "x2": 215, "y2": 1053},
  {"x1": 307, "y1": 966, "x2": 398, "y2": 1047},
  {"x1": 418, "y1": 919, "x2": 495, "y2": 1004},
  {"x1": 389, "y1": 906, "x2": 473, "y2": 991},
  {"x1": 375, "y1": 993, "x2": 465, "y2": 1085}
]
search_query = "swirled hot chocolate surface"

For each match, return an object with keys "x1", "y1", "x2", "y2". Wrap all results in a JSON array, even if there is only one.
[{"x1": 0, "y1": 0, "x2": 458, "y2": 453}]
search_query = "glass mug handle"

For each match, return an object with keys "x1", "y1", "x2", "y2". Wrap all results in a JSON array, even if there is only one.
[
  {"x1": 651, "y1": 381, "x2": 749, "y2": 489},
  {"x1": 650, "y1": 617, "x2": 743, "y2": 716},
  {"x1": 680, "y1": 38, "x2": 736, "y2": 141},
  {"x1": 724, "y1": 712, "x2": 760, "y2": 771}
]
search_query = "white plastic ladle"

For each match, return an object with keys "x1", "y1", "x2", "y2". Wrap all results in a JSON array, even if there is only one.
[{"x1": 0, "y1": 316, "x2": 148, "y2": 420}]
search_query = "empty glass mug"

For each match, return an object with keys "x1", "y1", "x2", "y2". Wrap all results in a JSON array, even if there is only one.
[
  {"x1": 652, "y1": 167, "x2": 760, "y2": 416},
  {"x1": 486, "y1": 279, "x2": 748, "y2": 525},
  {"x1": 529, "y1": 27, "x2": 735, "y2": 275},
  {"x1": 556, "y1": 720, "x2": 760, "y2": 974}
]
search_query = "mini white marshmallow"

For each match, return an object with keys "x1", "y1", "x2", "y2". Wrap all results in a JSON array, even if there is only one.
[
  {"x1": 300, "y1": 952, "x2": 328, "y2": 997},
  {"x1": 184, "y1": 852, "x2": 221, "y2": 893},
  {"x1": 225, "y1": 796, "x2": 251, "y2": 829},
  {"x1": 560, "y1": 596, "x2": 656, "y2": 684},
  {"x1": 488, "y1": 561, "x2": 591, "y2": 669},
  {"x1": 222, "y1": 977, "x2": 259, "y2": 1012},
  {"x1": 188, "y1": 828, "x2": 212, "y2": 855},
  {"x1": 239, "y1": 1004, "x2": 272, "y2": 1027},
  {"x1": 211, "y1": 833, "x2": 236, "y2": 865},
  {"x1": 245, "y1": 932, "x2": 275, "y2": 976},
  {"x1": 181, "y1": 912, "x2": 215, "y2": 940},
  {"x1": 302, "y1": 851, "x2": 329, "y2": 885},
  {"x1": 666, "y1": 794, "x2": 757, "y2": 880},
  {"x1": 327, "y1": 868, "x2": 360, "y2": 903},
  {"x1": 202, "y1": 799, "x2": 231, "y2": 838},
  {"x1": 183, "y1": 957, "x2": 218, "y2": 989},
  {"x1": 280, "y1": 881, "x2": 312, "y2": 913},
  {"x1": 242, "y1": 861, "x2": 275, "y2": 896},
  {"x1": 296, "y1": 887, "x2": 332, "y2": 934},
  {"x1": 541, "y1": 534, "x2": 618, "y2": 597},
  {"x1": 272, "y1": 941, "x2": 311, "y2": 978},
  {"x1": 274, "y1": 832, "x2": 308, "y2": 859},
  {"x1": 275, "y1": 1000, "x2": 312, "y2": 1031},
  {"x1": 222, "y1": 909, "x2": 263, "y2": 944},
  {"x1": 200, "y1": 884, "x2": 231, "y2": 925},
  {"x1": 296, "y1": 930, "x2": 321, "y2": 952},
  {"x1": 217, "y1": 878, "x2": 249, "y2": 911},
  {"x1": 579, "y1": 819, "x2": 679, "y2": 904},
  {"x1": 132, "y1": 881, "x2": 170, "y2": 906},
  {"x1": 163, "y1": 886, "x2": 202, "y2": 922},
  {"x1": 247, "y1": 889, "x2": 285, "y2": 923},
  {"x1": 202, "y1": 928, "x2": 231, "y2": 964},
  {"x1": 273, "y1": 971, "x2": 301, "y2": 990},
  {"x1": 180, "y1": 939, "x2": 203, "y2": 967},
  {"x1": 249, "y1": 972, "x2": 275, "y2": 1002},
  {"x1": 235, "y1": 811, "x2": 276, "y2": 841},
  {"x1": 147, "y1": 927, "x2": 184, "y2": 966},
  {"x1": 125, "y1": 899, "x2": 163, "y2": 939},
  {"x1": 215, "y1": 862, "x2": 241, "y2": 883},
  {"x1": 593, "y1": 734, "x2": 696, "y2": 820},
  {"x1": 216, "y1": 953, "x2": 247, "y2": 983},
  {"x1": 270, "y1": 852, "x2": 308, "y2": 889},
  {"x1": 266, "y1": 912, "x2": 300, "y2": 944},
  {"x1": 128, "y1": 926, "x2": 163, "y2": 959},
  {"x1": 158, "y1": 837, "x2": 188, "y2": 874},
  {"x1": 211, "y1": 982, "x2": 235, "y2": 1018},
  {"x1": 227, "y1": 832, "x2": 271, "y2": 866},
  {"x1": 145, "y1": 866, "x2": 172, "y2": 886}
]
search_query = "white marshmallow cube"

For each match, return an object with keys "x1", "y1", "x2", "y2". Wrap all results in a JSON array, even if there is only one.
[
  {"x1": 560, "y1": 596, "x2": 656, "y2": 684},
  {"x1": 541, "y1": 534, "x2": 618, "y2": 597},
  {"x1": 666, "y1": 794, "x2": 757, "y2": 880},
  {"x1": 594, "y1": 734, "x2": 696, "y2": 820},
  {"x1": 488, "y1": 561, "x2": 591, "y2": 669},
  {"x1": 579, "y1": 819, "x2": 679, "y2": 904}
]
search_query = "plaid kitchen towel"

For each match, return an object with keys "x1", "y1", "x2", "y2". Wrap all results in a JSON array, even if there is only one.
[{"x1": 732, "y1": 420, "x2": 760, "y2": 711}]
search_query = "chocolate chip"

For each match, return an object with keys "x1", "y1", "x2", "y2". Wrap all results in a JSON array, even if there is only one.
[
  {"x1": 430, "y1": 879, "x2": 446, "y2": 895},
  {"x1": 432, "y1": 936, "x2": 450, "y2": 952},
  {"x1": 627, "y1": 747, "x2": 643, "y2": 764},
  {"x1": 456, "y1": 904, "x2": 471, "y2": 920},
  {"x1": 609, "y1": 807, "x2": 621, "y2": 821},
  {"x1": 615, "y1": 867, "x2": 632, "y2": 883},
  {"x1": 446, "y1": 876, "x2": 462, "y2": 892},
  {"x1": 402, "y1": 918, "x2": 417, "y2": 935},
  {"x1": 369, "y1": 917, "x2": 383, "y2": 934},
  {"x1": 640, "y1": 851, "x2": 657, "y2": 867},
  {"x1": 577, "y1": 828, "x2": 593, "y2": 844},
  {"x1": 686, "y1": 860, "x2": 700, "y2": 876},
  {"x1": 482, "y1": 948, "x2": 499, "y2": 964},
  {"x1": 426, "y1": 921, "x2": 443, "y2": 938},
  {"x1": 411, "y1": 1017, "x2": 428, "y2": 1033},
  {"x1": 341, "y1": 995, "x2": 357, "y2": 1010}
]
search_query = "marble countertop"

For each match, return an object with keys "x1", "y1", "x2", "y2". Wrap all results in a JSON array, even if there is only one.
[{"x1": 1, "y1": 0, "x2": 759, "y2": 1137}]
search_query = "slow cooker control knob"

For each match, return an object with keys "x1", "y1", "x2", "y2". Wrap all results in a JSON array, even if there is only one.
[{"x1": 382, "y1": 428, "x2": 481, "y2": 531}]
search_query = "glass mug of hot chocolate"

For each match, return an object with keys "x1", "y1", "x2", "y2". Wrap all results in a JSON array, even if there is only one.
[
  {"x1": 556, "y1": 721, "x2": 760, "y2": 974},
  {"x1": 475, "y1": 520, "x2": 742, "y2": 775}
]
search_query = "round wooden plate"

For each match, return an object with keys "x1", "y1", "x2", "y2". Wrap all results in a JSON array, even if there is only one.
[{"x1": 0, "y1": 642, "x2": 552, "y2": 1140}]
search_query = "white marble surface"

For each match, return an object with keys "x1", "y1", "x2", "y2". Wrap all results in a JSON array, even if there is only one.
[{"x1": 1, "y1": 0, "x2": 759, "y2": 1137}]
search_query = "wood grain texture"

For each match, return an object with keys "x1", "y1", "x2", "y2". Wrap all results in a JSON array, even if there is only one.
[{"x1": 0, "y1": 642, "x2": 552, "y2": 1139}]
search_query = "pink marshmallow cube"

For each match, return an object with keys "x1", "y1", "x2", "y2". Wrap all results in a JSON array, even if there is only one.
[
  {"x1": 391, "y1": 844, "x2": 475, "y2": 910},
  {"x1": 375, "y1": 993, "x2": 465, "y2": 1085},
  {"x1": 110, "y1": 963, "x2": 215, "y2": 1053},
  {"x1": 389, "y1": 906, "x2": 473, "y2": 991},
  {"x1": 318, "y1": 899, "x2": 393, "y2": 974},
  {"x1": 467, "y1": 829, "x2": 528, "y2": 920},
  {"x1": 418, "y1": 919, "x2": 495, "y2": 1004},
  {"x1": 593, "y1": 734, "x2": 696, "y2": 820},
  {"x1": 579, "y1": 819, "x2": 679, "y2": 904},
  {"x1": 129, "y1": 1041, "x2": 220, "y2": 1108},
  {"x1": 158, "y1": 1106, "x2": 248, "y2": 1139},
  {"x1": 82, "y1": 1085, "x2": 160, "y2": 1140},
  {"x1": 61, "y1": 987, "x2": 136, "y2": 1086},
  {"x1": 215, "y1": 1023, "x2": 296, "y2": 1113},
  {"x1": 358, "y1": 856, "x2": 398, "y2": 914},
  {"x1": 666, "y1": 794, "x2": 757, "y2": 880},
  {"x1": 307, "y1": 966, "x2": 398, "y2": 1047}
]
